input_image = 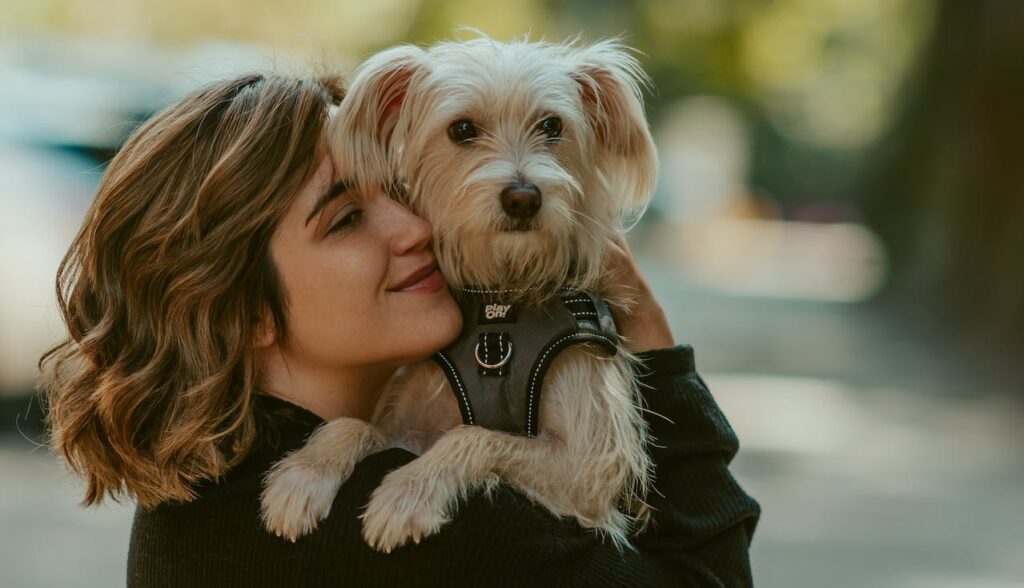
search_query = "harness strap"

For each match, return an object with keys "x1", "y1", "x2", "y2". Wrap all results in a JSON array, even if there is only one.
[{"x1": 432, "y1": 287, "x2": 619, "y2": 437}]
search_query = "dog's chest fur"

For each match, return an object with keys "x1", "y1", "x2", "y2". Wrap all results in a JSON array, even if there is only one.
[{"x1": 372, "y1": 286, "x2": 644, "y2": 462}]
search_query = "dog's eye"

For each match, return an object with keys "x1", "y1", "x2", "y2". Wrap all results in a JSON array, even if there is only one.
[
  {"x1": 448, "y1": 119, "x2": 478, "y2": 144},
  {"x1": 537, "y1": 116, "x2": 563, "y2": 141}
]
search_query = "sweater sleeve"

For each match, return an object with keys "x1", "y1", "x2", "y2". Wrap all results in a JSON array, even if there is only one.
[
  {"x1": 126, "y1": 346, "x2": 760, "y2": 588},
  {"x1": 346, "y1": 345, "x2": 761, "y2": 587},
  {"x1": 630, "y1": 345, "x2": 761, "y2": 586}
]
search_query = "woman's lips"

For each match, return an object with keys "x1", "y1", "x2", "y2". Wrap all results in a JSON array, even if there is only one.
[{"x1": 392, "y1": 267, "x2": 445, "y2": 293}]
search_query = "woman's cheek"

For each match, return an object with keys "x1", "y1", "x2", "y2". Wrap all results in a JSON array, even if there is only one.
[{"x1": 322, "y1": 247, "x2": 387, "y2": 348}]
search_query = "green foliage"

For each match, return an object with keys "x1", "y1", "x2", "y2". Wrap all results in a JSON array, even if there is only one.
[{"x1": 2, "y1": 0, "x2": 935, "y2": 208}]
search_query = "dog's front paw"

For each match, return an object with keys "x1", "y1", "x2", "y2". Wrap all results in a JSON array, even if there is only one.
[
  {"x1": 260, "y1": 457, "x2": 344, "y2": 542},
  {"x1": 360, "y1": 466, "x2": 454, "y2": 553}
]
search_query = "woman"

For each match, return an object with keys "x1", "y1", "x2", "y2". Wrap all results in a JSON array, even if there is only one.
[{"x1": 40, "y1": 72, "x2": 760, "y2": 587}]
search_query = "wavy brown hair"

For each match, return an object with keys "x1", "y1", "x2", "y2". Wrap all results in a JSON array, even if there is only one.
[{"x1": 39, "y1": 72, "x2": 344, "y2": 508}]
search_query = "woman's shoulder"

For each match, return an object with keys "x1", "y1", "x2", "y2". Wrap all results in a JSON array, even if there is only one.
[
  {"x1": 125, "y1": 392, "x2": 565, "y2": 587},
  {"x1": 127, "y1": 440, "x2": 415, "y2": 586},
  {"x1": 128, "y1": 441, "x2": 592, "y2": 587},
  {"x1": 127, "y1": 361, "x2": 743, "y2": 588}
]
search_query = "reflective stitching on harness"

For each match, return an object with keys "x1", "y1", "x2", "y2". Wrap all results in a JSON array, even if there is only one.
[
  {"x1": 439, "y1": 287, "x2": 618, "y2": 436},
  {"x1": 435, "y1": 353, "x2": 474, "y2": 424},
  {"x1": 525, "y1": 332, "x2": 617, "y2": 436},
  {"x1": 462, "y1": 287, "x2": 523, "y2": 294}
]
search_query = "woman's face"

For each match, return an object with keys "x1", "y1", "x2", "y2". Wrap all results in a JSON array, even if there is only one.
[{"x1": 265, "y1": 142, "x2": 462, "y2": 372}]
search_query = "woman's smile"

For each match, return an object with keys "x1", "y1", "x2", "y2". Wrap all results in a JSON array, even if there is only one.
[{"x1": 388, "y1": 262, "x2": 445, "y2": 294}]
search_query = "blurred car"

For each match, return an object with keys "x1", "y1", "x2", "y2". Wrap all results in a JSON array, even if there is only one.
[{"x1": 0, "y1": 37, "x2": 280, "y2": 396}]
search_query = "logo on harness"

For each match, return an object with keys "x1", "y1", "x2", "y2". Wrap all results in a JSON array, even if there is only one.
[
  {"x1": 479, "y1": 302, "x2": 517, "y2": 324},
  {"x1": 486, "y1": 304, "x2": 511, "y2": 319}
]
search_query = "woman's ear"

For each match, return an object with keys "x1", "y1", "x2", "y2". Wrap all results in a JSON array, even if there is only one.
[
  {"x1": 254, "y1": 311, "x2": 277, "y2": 350},
  {"x1": 331, "y1": 45, "x2": 427, "y2": 191},
  {"x1": 570, "y1": 41, "x2": 658, "y2": 219}
]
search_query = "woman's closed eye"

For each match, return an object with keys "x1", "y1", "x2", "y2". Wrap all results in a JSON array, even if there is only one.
[{"x1": 325, "y1": 208, "x2": 362, "y2": 235}]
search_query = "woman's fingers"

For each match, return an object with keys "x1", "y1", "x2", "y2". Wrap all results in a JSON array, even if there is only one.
[{"x1": 604, "y1": 234, "x2": 675, "y2": 353}]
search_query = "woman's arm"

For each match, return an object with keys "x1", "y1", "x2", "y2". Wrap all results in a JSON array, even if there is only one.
[
  {"x1": 128, "y1": 239, "x2": 759, "y2": 587},
  {"x1": 631, "y1": 345, "x2": 761, "y2": 586},
  {"x1": 397, "y1": 238, "x2": 760, "y2": 586},
  {"x1": 340, "y1": 346, "x2": 760, "y2": 587},
  {"x1": 128, "y1": 354, "x2": 759, "y2": 588}
]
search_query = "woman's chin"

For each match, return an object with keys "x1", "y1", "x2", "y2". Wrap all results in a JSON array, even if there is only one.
[
  {"x1": 392, "y1": 293, "x2": 463, "y2": 362},
  {"x1": 430, "y1": 295, "x2": 464, "y2": 349}
]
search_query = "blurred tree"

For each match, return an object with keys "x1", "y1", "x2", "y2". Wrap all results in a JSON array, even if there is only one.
[
  {"x1": 3, "y1": 0, "x2": 928, "y2": 216},
  {"x1": 864, "y1": 0, "x2": 1024, "y2": 351},
  {"x1": 407, "y1": 0, "x2": 927, "y2": 213}
]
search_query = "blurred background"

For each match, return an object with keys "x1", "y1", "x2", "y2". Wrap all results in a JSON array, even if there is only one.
[{"x1": 2, "y1": 0, "x2": 1022, "y2": 586}]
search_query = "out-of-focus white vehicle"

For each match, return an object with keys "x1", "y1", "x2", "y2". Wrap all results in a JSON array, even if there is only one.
[
  {"x1": 0, "y1": 143, "x2": 100, "y2": 394},
  {"x1": 0, "y1": 37, "x2": 284, "y2": 396}
]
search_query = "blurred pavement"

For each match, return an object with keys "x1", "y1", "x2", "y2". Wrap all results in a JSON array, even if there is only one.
[{"x1": 641, "y1": 237, "x2": 1024, "y2": 588}]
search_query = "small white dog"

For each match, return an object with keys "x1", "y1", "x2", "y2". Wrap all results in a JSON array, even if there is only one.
[{"x1": 260, "y1": 36, "x2": 659, "y2": 553}]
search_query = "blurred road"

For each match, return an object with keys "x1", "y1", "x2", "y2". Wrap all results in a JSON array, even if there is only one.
[{"x1": 2, "y1": 244, "x2": 1023, "y2": 588}]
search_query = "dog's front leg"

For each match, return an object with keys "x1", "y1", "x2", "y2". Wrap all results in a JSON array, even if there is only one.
[
  {"x1": 261, "y1": 417, "x2": 386, "y2": 541},
  {"x1": 361, "y1": 425, "x2": 545, "y2": 553}
]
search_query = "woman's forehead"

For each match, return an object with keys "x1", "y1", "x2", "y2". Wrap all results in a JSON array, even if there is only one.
[
  {"x1": 304, "y1": 149, "x2": 337, "y2": 203},
  {"x1": 286, "y1": 147, "x2": 336, "y2": 228}
]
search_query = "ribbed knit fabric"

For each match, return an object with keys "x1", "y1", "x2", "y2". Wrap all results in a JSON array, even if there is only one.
[{"x1": 127, "y1": 345, "x2": 760, "y2": 587}]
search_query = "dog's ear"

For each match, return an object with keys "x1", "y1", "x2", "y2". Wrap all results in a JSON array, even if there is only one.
[
  {"x1": 331, "y1": 45, "x2": 426, "y2": 190},
  {"x1": 571, "y1": 42, "x2": 658, "y2": 219}
]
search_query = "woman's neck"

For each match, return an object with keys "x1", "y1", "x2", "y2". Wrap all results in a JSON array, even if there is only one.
[{"x1": 256, "y1": 346, "x2": 396, "y2": 421}]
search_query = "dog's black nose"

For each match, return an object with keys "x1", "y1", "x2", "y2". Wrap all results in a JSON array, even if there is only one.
[{"x1": 500, "y1": 183, "x2": 542, "y2": 219}]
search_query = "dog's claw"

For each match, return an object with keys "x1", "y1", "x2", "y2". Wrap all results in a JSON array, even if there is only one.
[
  {"x1": 360, "y1": 466, "x2": 453, "y2": 553},
  {"x1": 260, "y1": 456, "x2": 344, "y2": 541}
]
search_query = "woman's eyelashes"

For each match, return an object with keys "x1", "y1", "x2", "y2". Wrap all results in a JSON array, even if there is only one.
[{"x1": 325, "y1": 207, "x2": 362, "y2": 236}]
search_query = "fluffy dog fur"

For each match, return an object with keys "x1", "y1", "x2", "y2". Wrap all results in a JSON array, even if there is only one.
[{"x1": 260, "y1": 36, "x2": 659, "y2": 553}]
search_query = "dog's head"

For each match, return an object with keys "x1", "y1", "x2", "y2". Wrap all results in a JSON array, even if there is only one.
[{"x1": 333, "y1": 37, "x2": 657, "y2": 298}]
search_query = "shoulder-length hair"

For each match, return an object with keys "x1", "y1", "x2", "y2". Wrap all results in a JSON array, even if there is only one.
[{"x1": 39, "y1": 72, "x2": 343, "y2": 508}]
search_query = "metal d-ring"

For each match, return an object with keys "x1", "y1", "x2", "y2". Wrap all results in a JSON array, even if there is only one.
[{"x1": 475, "y1": 340, "x2": 513, "y2": 369}]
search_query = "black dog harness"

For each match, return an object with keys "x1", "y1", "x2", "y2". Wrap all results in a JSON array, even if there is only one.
[{"x1": 432, "y1": 286, "x2": 620, "y2": 437}]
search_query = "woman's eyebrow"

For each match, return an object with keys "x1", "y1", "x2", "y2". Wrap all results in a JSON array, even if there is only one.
[{"x1": 305, "y1": 178, "x2": 355, "y2": 226}]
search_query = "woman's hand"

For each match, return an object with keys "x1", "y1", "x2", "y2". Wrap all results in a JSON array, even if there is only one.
[{"x1": 604, "y1": 234, "x2": 675, "y2": 353}]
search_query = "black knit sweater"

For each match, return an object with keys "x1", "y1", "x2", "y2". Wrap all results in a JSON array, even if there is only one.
[{"x1": 127, "y1": 345, "x2": 760, "y2": 587}]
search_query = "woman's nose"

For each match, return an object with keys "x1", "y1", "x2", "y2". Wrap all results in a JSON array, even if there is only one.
[{"x1": 384, "y1": 196, "x2": 432, "y2": 255}]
